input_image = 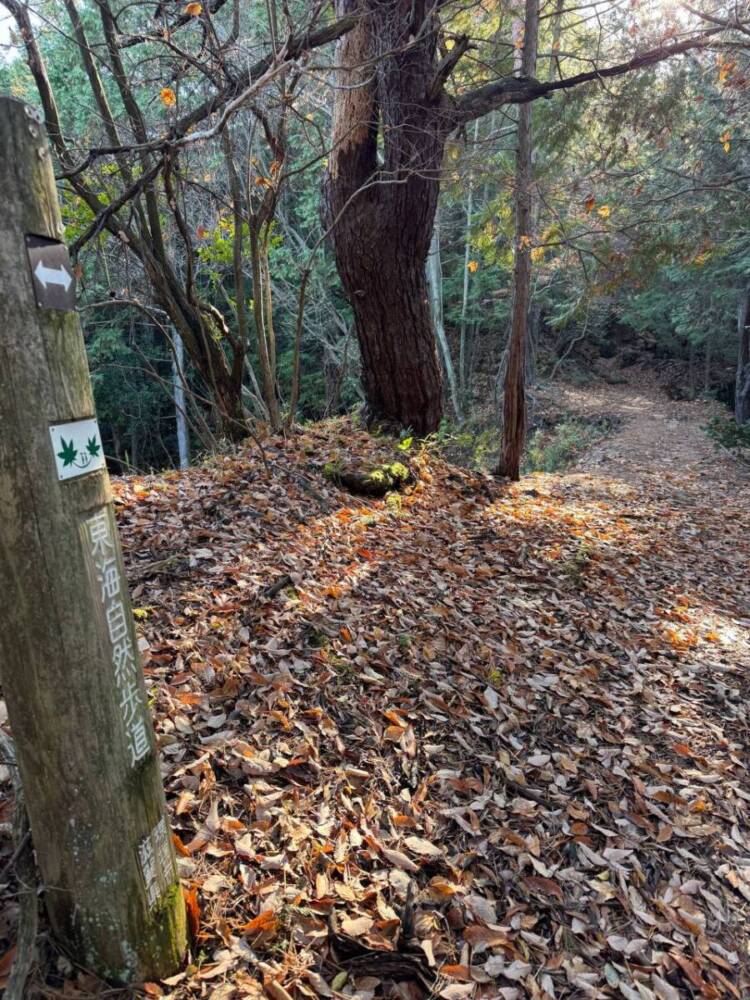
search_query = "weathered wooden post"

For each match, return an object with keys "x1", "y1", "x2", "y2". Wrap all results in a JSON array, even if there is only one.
[{"x1": 0, "y1": 97, "x2": 186, "y2": 982}]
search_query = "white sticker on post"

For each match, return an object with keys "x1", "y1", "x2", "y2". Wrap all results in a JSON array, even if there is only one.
[{"x1": 49, "y1": 418, "x2": 105, "y2": 481}]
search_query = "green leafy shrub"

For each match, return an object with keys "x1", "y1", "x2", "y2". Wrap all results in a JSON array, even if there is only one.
[
  {"x1": 705, "y1": 417, "x2": 750, "y2": 451},
  {"x1": 524, "y1": 417, "x2": 616, "y2": 473}
]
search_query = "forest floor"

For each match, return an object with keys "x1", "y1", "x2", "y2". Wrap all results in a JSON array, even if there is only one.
[
  {"x1": 547, "y1": 369, "x2": 744, "y2": 484},
  {"x1": 7, "y1": 375, "x2": 750, "y2": 1000}
]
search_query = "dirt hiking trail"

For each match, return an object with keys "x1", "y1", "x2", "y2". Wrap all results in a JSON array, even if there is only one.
[
  {"x1": 547, "y1": 371, "x2": 748, "y2": 487},
  {"x1": 36, "y1": 381, "x2": 749, "y2": 999}
]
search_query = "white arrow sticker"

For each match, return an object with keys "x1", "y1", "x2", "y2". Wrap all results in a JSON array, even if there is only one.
[
  {"x1": 49, "y1": 418, "x2": 106, "y2": 482},
  {"x1": 26, "y1": 234, "x2": 77, "y2": 311},
  {"x1": 34, "y1": 259, "x2": 72, "y2": 291}
]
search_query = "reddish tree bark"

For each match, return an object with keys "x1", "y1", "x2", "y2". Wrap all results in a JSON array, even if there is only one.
[
  {"x1": 322, "y1": 1, "x2": 448, "y2": 434},
  {"x1": 497, "y1": 0, "x2": 539, "y2": 480},
  {"x1": 322, "y1": 1, "x2": 724, "y2": 435}
]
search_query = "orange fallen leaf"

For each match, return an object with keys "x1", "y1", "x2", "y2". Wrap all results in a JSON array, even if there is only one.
[
  {"x1": 240, "y1": 909, "x2": 278, "y2": 938},
  {"x1": 441, "y1": 964, "x2": 473, "y2": 981},
  {"x1": 656, "y1": 824, "x2": 673, "y2": 843},
  {"x1": 183, "y1": 886, "x2": 201, "y2": 940},
  {"x1": 172, "y1": 832, "x2": 191, "y2": 856}
]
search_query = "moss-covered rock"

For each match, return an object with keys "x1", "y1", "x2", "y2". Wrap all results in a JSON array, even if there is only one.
[{"x1": 323, "y1": 459, "x2": 414, "y2": 496}]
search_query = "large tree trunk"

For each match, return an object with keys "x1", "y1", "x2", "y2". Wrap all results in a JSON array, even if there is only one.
[
  {"x1": 497, "y1": 0, "x2": 539, "y2": 480},
  {"x1": 353, "y1": 252, "x2": 444, "y2": 433},
  {"x1": 737, "y1": 285, "x2": 750, "y2": 424},
  {"x1": 322, "y1": 0, "x2": 446, "y2": 434}
]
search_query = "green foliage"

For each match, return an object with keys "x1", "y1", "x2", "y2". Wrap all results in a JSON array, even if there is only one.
[
  {"x1": 705, "y1": 417, "x2": 750, "y2": 451},
  {"x1": 2, "y1": 0, "x2": 748, "y2": 469},
  {"x1": 432, "y1": 421, "x2": 499, "y2": 470},
  {"x1": 524, "y1": 419, "x2": 615, "y2": 474},
  {"x1": 86, "y1": 321, "x2": 178, "y2": 472}
]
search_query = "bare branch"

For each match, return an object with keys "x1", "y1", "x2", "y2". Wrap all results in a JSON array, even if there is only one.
[{"x1": 454, "y1": 27, "x2": 728, "y2": 122}]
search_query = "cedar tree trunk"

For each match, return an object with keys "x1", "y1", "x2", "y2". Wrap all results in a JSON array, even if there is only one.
[
  {"x1": 323, "y1": 1, "x2": 447, "y2": 434},
  {"x1": 497, "y1": 0, "x2": 539, "y2": 480}
]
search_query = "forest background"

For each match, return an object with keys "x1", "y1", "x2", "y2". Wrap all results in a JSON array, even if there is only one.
[{"x1": 1, "y1": 0, "x2": 748, "y2": 473}]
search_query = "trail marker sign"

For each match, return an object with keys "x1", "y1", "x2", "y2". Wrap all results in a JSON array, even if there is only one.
[
  {"x1": 0, "y1": 97, "x2": 186, "y2": 983},
  {"x1": 26, "y1": 233, "x2": 76, "y2": 311},
  {"x1": 49, "y1": 417, "x2": 106, "y2": 481}
]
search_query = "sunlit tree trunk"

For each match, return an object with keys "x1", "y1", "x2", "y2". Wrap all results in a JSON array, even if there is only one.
[
  {"x1": 427, "y1": 208, "x2": 461, "y2": 420},
  {"x1": 323, "y1": 0, "x2": 446, "y2": 433},
  {"x1": 172, "y1": 333, "x2": 190, "y2": 469},
  {"x1": 497, "y1": 0, "x2": 539, "y2": 480},
  {"x1": 459, "y1": 119, "x2": 480, "y2": 403}
]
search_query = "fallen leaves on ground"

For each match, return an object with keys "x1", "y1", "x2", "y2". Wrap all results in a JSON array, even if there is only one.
[{"x1": 27, "y1": 417, "x2": 750, "y2": 997}]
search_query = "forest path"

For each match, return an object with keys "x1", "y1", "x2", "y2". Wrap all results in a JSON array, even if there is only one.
[
  {"x1": 61, "y1": 409, "x2": 750, "y2": 1000},
  {"x1": 548, "y1": 370, "x2": 747, "y2": 486}
]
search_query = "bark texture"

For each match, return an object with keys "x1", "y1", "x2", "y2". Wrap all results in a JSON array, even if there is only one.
[
  {"x1": 497, "y1": 0, "x2": 539, "y2": 480},
  {"x1": 736, "y1": 286, "x2": 750, "y2": 425},
  {"x1": 320, "y1": 2, "x2": 721, "y2": 435},
  {"x1": 0, "y1": 96, "x2": 186, "y2": 983},
  {"x1": 322, "y1": 0, "x2": 449, "y2": 434}
]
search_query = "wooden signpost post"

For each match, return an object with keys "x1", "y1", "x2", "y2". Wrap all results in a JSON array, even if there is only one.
[{"x1": 0, "y1": 96, "x2": 186, "y2": 982}]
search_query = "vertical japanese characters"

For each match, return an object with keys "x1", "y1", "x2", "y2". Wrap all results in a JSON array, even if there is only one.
[
  {"x1": 85, "y1": 508, "x2": 151, "y2": 767},
  {"x1": 138, "y1": 818, "x2": 177, "y2": 908}
]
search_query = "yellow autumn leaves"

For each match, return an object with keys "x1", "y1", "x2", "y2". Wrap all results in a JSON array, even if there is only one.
[
  {"x1": 583, "y1": 196, "x2": 611, "y2": 219},
  {"x1": 159, "y1": 3, "x2": 202, "y2": 106}
]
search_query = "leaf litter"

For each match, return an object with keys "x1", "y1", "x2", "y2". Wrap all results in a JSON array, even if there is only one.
[{"x1": 11, "y1": 419, "x2": 750, "y2": 998}]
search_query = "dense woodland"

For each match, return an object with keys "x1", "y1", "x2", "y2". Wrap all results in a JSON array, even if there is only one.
[
  {"x1": 1, "y1": 2, "x2": 750, "y2": 999},
  {"x1": 1, "y1": 0, "x2": 750, "y2": 472}
]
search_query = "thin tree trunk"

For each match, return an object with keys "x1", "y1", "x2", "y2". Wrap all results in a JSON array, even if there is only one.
[
  {"x1": 427, "y1": 208, "x2": 461, "y2": 420},
  {"x1": 459, "y1": 119, "x2": 480, "y2": 401},
  {"x1": 250, "y1": 224, "x2": 281, "y2": 429},
  {"x1": 736, "y1": 285, "x2": 750, "y2": 424},
  {"x1": 704, "y1": 335, "x2": 712, "y2": 392},
  {"x1": 173, "y1": 332, "x2": 190, "y2": 469},
  {"x1": 689, "y1": 340, "x2": 696, "y2": 391},
  {"x1": 548, "y1": 0, "x2": 565, "y2": 79},
  {"x1": 261, "y1": 238, "x2": 278, "y2": 390},
  {"x1": 497, "y1": 0, "x2": 539, "y2": 480}
]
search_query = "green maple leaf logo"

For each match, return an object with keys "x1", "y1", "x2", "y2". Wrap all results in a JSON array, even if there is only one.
[
  {"x1": 57, "y1": 437, "x2": 78, "y2": 467},
  {"x1": 86, "y1": 436, "x2": 101, "y2": 458}
]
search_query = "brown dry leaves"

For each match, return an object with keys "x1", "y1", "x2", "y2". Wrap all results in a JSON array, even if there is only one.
[{"x1": 66, "y1": 421, "x2": 750, "y2": 996}]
